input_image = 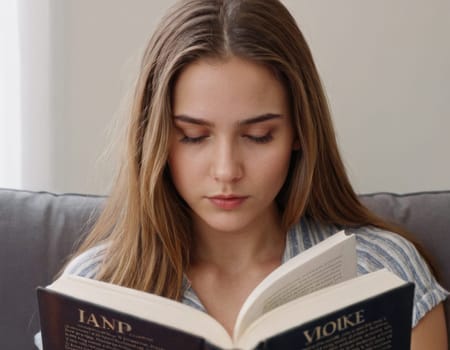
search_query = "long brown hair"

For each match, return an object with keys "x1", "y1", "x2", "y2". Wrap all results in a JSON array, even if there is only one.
[{"x1": 74, "y1": 0, "x2": 424, "y2": 299}]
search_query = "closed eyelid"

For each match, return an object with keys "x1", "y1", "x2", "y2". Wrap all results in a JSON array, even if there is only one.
[
  {"x1": 242, "y1": 123, "x2": 276, "y2": 134},
  {"x1": 173, "y1": 122, "x2": 212, "y2": 139}
]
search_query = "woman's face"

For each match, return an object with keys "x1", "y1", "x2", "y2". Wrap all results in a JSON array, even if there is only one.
[{"x1": 168, "y1": 56, "x2": 297, "y2": 235}]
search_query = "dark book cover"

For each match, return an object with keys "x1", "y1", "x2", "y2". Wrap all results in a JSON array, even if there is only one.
[
  {"x1": 254, "y1": 282, "x2": 415, "y2": 350},
  {"x1": 37, "y1": 288, "x2": 218, "y2": 350},
  {"x1": 38, "y1": 282, "x2": 414, "y2": 350}
]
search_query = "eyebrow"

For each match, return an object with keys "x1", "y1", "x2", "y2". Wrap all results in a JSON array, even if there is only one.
[{"x1": 173, "y1": 113, "x2": 283, "y2": 127}]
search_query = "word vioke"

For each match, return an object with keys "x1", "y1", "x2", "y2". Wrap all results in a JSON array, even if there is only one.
[{"x1": 303, "y1": 309, "x2": 365, "y2": 344}]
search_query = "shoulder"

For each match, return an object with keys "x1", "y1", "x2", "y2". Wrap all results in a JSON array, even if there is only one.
[
  {"x1": 351, "y1": 226, "x2": 423, "y2": 279},
  {"x1": 284, "y1": 217, "x2": 340, "y2": 259},
  {"x1": 350, "y1": 226, "x2": 449, "y2": 326},
  {"x1": 63, "y1": 243, "x2": 108, "y2": 279}
]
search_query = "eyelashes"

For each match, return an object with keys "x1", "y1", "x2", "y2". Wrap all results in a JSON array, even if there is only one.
[
  {"x1": 179, "y1": 132, "x2": 274, "y2": 144},
  {"x1": 179, "y1": 135, "x2": 208, "y2": 144},
  {"x1": 245, "y1": 133, "x2": 273, "y2": 144}
]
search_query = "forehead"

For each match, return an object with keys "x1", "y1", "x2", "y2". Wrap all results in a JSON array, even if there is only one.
[{"x1": 172, "y1": 56, "x2": 289, "y2": 121}]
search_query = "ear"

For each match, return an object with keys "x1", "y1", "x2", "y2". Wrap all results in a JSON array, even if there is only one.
[{"x1": 292, "y1": 138, "x2": 301, "y2": 151}]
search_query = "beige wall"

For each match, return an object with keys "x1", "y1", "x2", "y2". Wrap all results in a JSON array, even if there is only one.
[{"x1": 49, "y1": 0, "x2": 450, "y2": 194}]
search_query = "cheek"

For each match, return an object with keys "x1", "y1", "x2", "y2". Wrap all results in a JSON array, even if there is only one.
[
  {"x1": 248, "y1": 146, "x2": 293, "y2": 188},
  {"x1": 267, "y1": 155, "x2": 292, "y2": 185}
]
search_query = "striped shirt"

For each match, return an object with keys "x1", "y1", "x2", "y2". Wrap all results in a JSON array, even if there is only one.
[{"x1": 63, "y1": 217, "x2": 448, "y2": 327}]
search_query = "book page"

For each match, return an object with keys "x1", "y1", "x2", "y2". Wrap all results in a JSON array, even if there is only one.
[
  {"x1": 262, "y1": 254, "x2": 345, "y2": 313},
  {"x1": 233, "y1": 231, "x2": 356, "y2": 340},
  {"x1": 47, "y1": 275, "x2": 233, "y2": 349}
]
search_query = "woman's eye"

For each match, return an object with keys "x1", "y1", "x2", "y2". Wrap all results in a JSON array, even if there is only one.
[
  {"x1": 245, "y1": 132, "x2": 273, "y2": 144},
  {"x1": 179, "y1": 135, "x2": 208, "y2": 144}
]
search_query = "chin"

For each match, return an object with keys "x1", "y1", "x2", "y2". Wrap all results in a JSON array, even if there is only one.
[
  {"x1": 198, "y1": 215, "x2": 253, "y2": 234},
  {"x1": 207, "y1": 222, "x2": 249, "y2": 234}
]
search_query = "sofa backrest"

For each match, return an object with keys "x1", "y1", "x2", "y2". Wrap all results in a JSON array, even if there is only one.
[
  {"x1": 0, "y1": 189, "x2": 104, "y2": 350},
  {"x1": 0, "y1": 188, "x2": 449, "y2": 349},
  {"x1": 360, "y1": 191, "x2": 450, "y2": 337}
]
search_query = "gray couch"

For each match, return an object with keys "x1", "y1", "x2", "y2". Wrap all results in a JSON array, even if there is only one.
[{"x1": 0, "y1": 188, "x2": 449, "y2": 350}]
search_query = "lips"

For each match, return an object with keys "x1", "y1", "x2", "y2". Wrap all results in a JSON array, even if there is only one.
[{"x1": 207, "y1": 195, "x2": 248, "y2": 210}]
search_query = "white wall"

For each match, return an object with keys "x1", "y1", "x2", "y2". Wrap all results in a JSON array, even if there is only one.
[
  {"x1": 50, "y1": 1, "x2": 176, "y2": 194},
  {"x1": 284, "y1": 0, "x2": 450, "y2": 194},
  {"x1": 48, "y1": 0, "x2": 449, "y2": 195},
  {"x1": 18, "y1": 0, "x2": 54, "y2": 190}
]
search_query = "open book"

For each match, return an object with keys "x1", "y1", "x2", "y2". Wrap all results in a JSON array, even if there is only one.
[{"x1": 37, "y1": 231, "x2": 414, "y2": 350}]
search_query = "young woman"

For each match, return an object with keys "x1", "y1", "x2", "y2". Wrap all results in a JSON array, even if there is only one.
[{"x1": 41, "y1": 0, "x2": 448, "y2": 348}]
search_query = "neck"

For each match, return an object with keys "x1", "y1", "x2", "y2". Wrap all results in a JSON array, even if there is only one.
[{"x1": 190, "y1": 207, "x2": 286, "y2": 275}]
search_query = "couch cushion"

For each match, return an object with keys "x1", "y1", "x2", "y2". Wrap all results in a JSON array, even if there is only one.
[
  {"x1": 360, "y1": 191, "x2": 450, "y2": 336},
  {"x1": 0, "y1": 189, "x2": 104, "y2": 350}
]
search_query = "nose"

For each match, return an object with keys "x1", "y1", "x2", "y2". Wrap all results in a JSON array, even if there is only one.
[{"x1": 210, "y1": 139, "x2": 243, "y2": 183}]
